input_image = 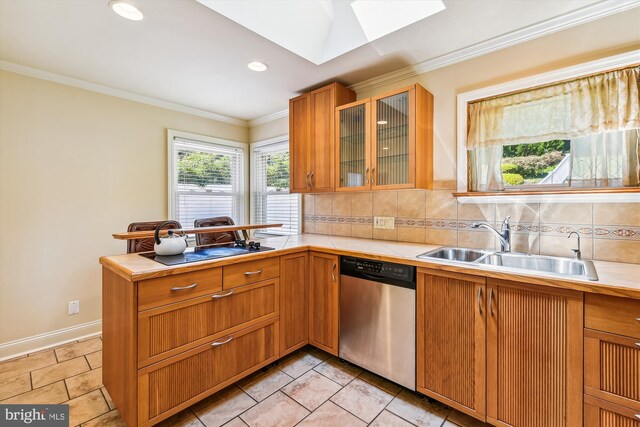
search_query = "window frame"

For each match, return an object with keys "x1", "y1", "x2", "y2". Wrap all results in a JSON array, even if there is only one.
[
  {"x1": 455, "y1": 49, "x2": 640, "y2": 201},
  {"x1": 250, "y1": 135, "x2": 301, "y2": 236},
  {"x1": 167, "y1": 129, "x2": 249, "y2": 225}
]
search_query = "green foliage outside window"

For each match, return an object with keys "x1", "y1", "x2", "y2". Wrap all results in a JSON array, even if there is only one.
[
  {"x1": 177, "y1": 151, "x2": 231, "y2": 187},
  {"x1": 266, "y1": 153, "x2": 290, "y2": 190},
  {"x1": 501, "y1": 140, "x2": 570, "y2": 185}
]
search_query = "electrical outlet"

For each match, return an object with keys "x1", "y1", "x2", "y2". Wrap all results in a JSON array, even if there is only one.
[
  {"x1": 374, "y1": 216, "x2": 395, "y2": 230},
  {"x1": 68, "y1": 300, "x2": 80, "y2": 315}
]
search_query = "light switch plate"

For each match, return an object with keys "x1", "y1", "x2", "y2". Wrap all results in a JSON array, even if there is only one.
[
  {"x1": 68, "y1": 300, "x2": 80, "y2": 315},
  {"x1": 374, "y1": 216, "x2": 395, "y2": 229}
]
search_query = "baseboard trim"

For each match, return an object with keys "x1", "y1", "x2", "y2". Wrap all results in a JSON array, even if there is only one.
[{"x1": 0, "y1": 320, "x2": 102, "y2": 361}]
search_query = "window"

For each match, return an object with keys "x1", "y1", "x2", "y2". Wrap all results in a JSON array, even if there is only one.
[
  {"x1": 251, "y1": 138, "x2": 300, "y2": 235},
  {"x1": 457, "y1": 52, "x2": 640, "y2": 196},
  {"x1": 168, "y1": 130, "x2": 246, "y2": 227}
]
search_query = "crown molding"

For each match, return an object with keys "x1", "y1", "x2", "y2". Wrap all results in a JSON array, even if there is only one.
[
  {"x1": 248, "y1": 108, "x2": 289, "y2": 127},
  {"x1": 349, "y1": 0, "x2": 640, "y2": 93},
  {"x1": 0, "y1": 61, "x2": 248, "y2": 127}
]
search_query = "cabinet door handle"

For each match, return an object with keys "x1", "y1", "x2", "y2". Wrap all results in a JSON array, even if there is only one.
[
  {"x1": 212, "y1": 290, "x2": 234, "y2": 299},
  {"x1": 635, "y1": 343, "x2": 640, "y2": 348},
  {"x1": 635, "y1": 414, "x2": 640, "y2": 420},
  {"x1": 371, "y1": 167, "x2": 375, "y2": 185},
  {"x1": 170, "y1": 283, "x2": 198, "y2": 291},
  {"x1": 244, "y1": 269, "x2": 263, "y2": 276},
  {"x1": 211, "y1": 336, "x2": 233, "y2": 346},
  {"x1": 477, "y1": 287, "x2": 483, "y2": 316},
  {"x1": 332, "y1": 262, "x2": 337, "y2": 282},
  {"x1": 306, "y1": 173, "x2": 311, "y2": 189},
  {"x1": 310, "y1": 171, "x2": 314, "y2": 188},
  {"x1": 489, "y1": 288, "x2": 495, "y2": 316},
  {"x1": 365, "y1": 168, "x2": 369, "y2": 184},
  {"x1": 635, "y1": 317, "x2": 640, "y2": 322}
]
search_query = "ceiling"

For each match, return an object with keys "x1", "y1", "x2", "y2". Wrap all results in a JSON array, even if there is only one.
[{"x1": 0, "y1": 0, "x2": 633, "y2": 123}]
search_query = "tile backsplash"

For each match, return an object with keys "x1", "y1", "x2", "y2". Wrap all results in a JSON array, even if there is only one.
[{"x1": 303, "y1": 190, "x2": 640, "y2": 264}]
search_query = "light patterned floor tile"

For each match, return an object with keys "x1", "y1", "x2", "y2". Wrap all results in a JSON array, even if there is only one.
[
  {"x1": 330, "y1": 378, "x2": 394, "y2": 423},
  {"x1": 277, "y1": 351, "x2": 324, "y2": 379},
  {"x1": 55, "y1": 339, "x2": 102, "y2": 362},
  {"x1": 85, "y1": 351, "x2": 102, "y2": 369},
  {"x1": 67, "y1": 389, "x2": 110, "y2": 427},
  {"x1": 313, "y1": 357, "x2": 362, "y2": 386},
  {"x1": 81, "y1": 409, "x2": 126, "y2": 427},
  {"x1": 446, "y1": 409, "x2": 491, "y2": 427},
  {"x1": 297, "y1": 401, "x2": 366, "y2": 427},
  {"x1": 281, "y1": 370, "x2": 341, "y2": 411},
  {"x1": 370, "y1": 410, "x2": 415, "y2": 427},
  {"x1": 0, "y1": 372, "x2": 31, "y2": 400},
  {"x1": 237, "y1": 368, "x2": 293, "y2": 402},
  {"x1": 31, "y1": 356, "x2": 90, "y2": 388},
  {"x1": 357, "y1": 370, "x2": 402, "y2": 396},
  {"x1": 1, "y1": 381, "x2": 68, "y2": 404},
  {"x1": 222, "y1": 418, "x2": 248, "y2": 427},
  {"x1": 0, "y1": 351, "x2": 57, "y2": 380},
  {"x1": 386, "y1": 390, "x2": 449, "y2": 427},
  {"x1": 66, "y1": 367, "x2": 103, "y2": 399},
  {"x1": 156, "y1": 409, "x2": 204, "y2": 427},
  {"x1": 307, "y1": 348, "x2": 331, "y2": 362},
  {"x1": 240, "y1": 391, "x2": 309, "y2": 427},
  {"x1": 192, "y1": 386, "x2": 256, "y2": 427}
]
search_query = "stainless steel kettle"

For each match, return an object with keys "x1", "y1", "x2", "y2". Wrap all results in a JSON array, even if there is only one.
[{"x1": 153, "y1": 221, "x2": 188, "y2": 256}]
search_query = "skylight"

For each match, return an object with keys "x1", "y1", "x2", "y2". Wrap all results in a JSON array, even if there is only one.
[{"x1": 196, "y1": 0, "x2": 446, "y2": 65}]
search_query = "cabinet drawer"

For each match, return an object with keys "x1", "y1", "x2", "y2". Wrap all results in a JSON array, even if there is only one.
[
  {"x1": 138, "y1": 319, "x2": 278, "y2": 427},
  {"x1": 585, "y1": 329, "x2": 640, "y2": 410},
  {"x1": 138, "y1": 279, "x2": 279, "y2": 367},
  {"x1": 585, "y1": 395, "x2": 640, "y2": 427},
  {"x1": 586, "y1": 294, "x2": 640, "y2": 339},
  {"x1": 138, "y1": 268, "x2": 222, "y2": 311},
  {"x1": 223, "y1": 257, "x2": 279, "y2": 289}
]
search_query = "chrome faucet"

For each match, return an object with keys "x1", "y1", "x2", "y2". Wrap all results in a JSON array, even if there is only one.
[
  {"x1": 567, "y1": 231, "x2": 581, "y2": 259},
  {"x1": 471, "y1": 216, "x2": 511, "y2": 252}
]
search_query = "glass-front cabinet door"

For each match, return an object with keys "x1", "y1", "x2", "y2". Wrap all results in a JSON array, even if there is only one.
[
  {"x1": 371, "y1": 87, "x2": 415, "y2": 189},
  {"x1": 335, "y1": 99, "x2": 371, "y2": 191}
]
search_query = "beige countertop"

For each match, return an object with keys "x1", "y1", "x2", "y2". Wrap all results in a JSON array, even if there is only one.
[{"x1": 100, "y1": 233, "x2": 640, "y2": 299}]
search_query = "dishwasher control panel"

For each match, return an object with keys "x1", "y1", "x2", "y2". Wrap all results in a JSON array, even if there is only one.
[{"x1": 341, "y1": 256, "x2": 415, "y2": 284}]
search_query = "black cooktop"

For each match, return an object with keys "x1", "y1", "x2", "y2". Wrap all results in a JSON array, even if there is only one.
[{"x1": 140, "y1": 241, "x2": 275, "y2": 266}]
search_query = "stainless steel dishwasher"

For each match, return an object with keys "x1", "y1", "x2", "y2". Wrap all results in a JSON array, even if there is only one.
[{"x1": 339, "y1": 256, "x2": 416, "y2": 390}]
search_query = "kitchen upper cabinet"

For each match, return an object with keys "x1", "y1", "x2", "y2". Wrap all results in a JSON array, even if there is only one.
[
  {"x1": 308, "y1": 252, "x2": 339, "y2": 355},
  {"x1": 289, "y1": 83, "x2": 355, "y2": 193},
  {"x1": 335, "y1": 84, "x2": 433, "y2": 191},
  {"x1": 486, "y1": 279, "x2": 583, "y2": 427},
  {"x1": 417, "y1": 269, "x2": 487, "y2": 421},
  {"x1": 280, "y1": 253, "x2": 309, "y2": 356}
]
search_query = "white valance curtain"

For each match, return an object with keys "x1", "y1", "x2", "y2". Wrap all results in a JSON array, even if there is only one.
[
  {"x1": 467, "y1": 67, "x2": 640, "y2": 149},
  {"x1": 467, "y1": 66, "x2": 640, "y2": 191}
]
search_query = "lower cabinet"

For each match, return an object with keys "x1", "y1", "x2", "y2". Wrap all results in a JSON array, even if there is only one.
[
  {"x1": 486, "y1": 279, "x2": 583, "y2": 427},
  {"x1": 137, "y1": 319, "x2": 278, "y2": 427},
  {"x1": 280, "y1": 252, "x2": 309, "y2": 356},
  {"x1": 585, "y1": 395, "x2": 640, "y2": 427},
  {"x1": 308, "y1": 252, "x2": 339, "y2": 355},
  {"x1": 416, "y1": 269, "x2": 486, "y2": 421}
]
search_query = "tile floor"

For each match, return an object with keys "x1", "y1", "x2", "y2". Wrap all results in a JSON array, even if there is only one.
[{"x1": 0, "y1": 339, "x2": 490, "y2": 427}]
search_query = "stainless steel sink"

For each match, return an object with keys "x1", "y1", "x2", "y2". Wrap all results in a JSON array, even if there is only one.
[
  {"x1": 417, "y1": 247, "x2": 488, "y2": 262},
  {"x1": 417, "y1": 247, "x2": 599, "y2": 281}
]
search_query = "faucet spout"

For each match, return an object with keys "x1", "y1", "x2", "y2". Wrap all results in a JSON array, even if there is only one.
[{"x1": 471, "y1": 216, "x2": 512, "y2": 252}]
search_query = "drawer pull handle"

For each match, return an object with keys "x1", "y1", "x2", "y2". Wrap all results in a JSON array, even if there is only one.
[
  {"x1": 211, "y1": 336, "x2": 233, "y2": 346},
  {"x1": 635, "y1": 414, "x2": 640, "y2": 420},
  {"x1": 212, "y1": 290, "x2": 234, "y2": 299},
  {"x1": 636, "y1": 317, "x2": 640, "y2": 322},
  {"x1": 170, "y1": 283, "x2": 198, "y2": 291},
  {"x1": 636, "y1": 343, "x2": 640, "y2": 348},
  {"x1": 244, "y1": 269, "x2": 263, "y2": 276}
]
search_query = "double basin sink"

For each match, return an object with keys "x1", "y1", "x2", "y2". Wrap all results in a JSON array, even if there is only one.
[{"x1": 417, "y1": 247, "x2": 599, "y2": 281}]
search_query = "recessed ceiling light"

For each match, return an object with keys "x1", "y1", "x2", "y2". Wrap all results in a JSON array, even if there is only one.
[
  {"x1": 247, "y1": 61, "x2": 268, "y2": 72},
  {"x1": 109, "y1": 0, "x2": 144, "y2": 21},
  {"x1": 377, "y1": 120, "x2": 388, "y2": 125}
]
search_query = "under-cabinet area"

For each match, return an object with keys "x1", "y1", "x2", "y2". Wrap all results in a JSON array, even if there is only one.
[{"x1": 100, "y1": 241, "x2": 640, "y2": 427}]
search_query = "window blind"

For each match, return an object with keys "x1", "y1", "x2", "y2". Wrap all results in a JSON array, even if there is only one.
[
  {"x1": 171, "y1": 136, "x2": 245, "y2": 227},
  {"x1": 251, "y1": 140, "x2": 300, "y2": 235}
]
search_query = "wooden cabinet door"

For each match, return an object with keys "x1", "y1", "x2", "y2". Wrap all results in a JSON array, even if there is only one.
[
  {"x1": 335, "y1": 99, "x2": 372, "y2": 191},
  {"x1": 289, "y1": 93, "x2": 311, "y2": 193},
  {"x1": 585, "y1": 395, "x2": 640, "y2": 427},
  {"x1": 308, "y1": 252, "x2": 339, "y2": 355},
  {"x1": 309, "y1": 85, "x2": 336, "y2": 192},
  {"x1": 280, "y1": 253, "x2": 309, "y2": 356},
  {"x1": 417, "y1": 269, "x2": 486, "y2": 421},
  {"x1": 486, "y1": 279, "x2": 583, "y2": 427}
]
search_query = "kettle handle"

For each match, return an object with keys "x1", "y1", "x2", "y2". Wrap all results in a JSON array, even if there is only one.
[{"x1": 154, "y1": 221, "x2": 177, "y2": 245}]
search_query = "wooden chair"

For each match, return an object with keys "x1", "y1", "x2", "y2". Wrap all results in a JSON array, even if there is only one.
[
  {"x1": 194, "y1": 216, "x2": 240, "y2": 248},
  {"x1": 126, "y1": 220, "x2": 182, "y2": 253}
]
